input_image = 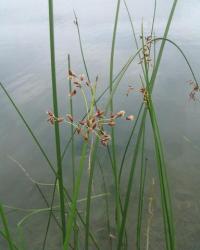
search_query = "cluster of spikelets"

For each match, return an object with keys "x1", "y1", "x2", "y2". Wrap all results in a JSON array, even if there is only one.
[
  {"x1": 188, "y1": 80, "x2": 200, "y2": 101},
  {"x1": 139, "y1": 35, "x2": 153, "y2": 65},
  {"x1": 47, "y1": 70, "x2": 134, "y2": 146}
]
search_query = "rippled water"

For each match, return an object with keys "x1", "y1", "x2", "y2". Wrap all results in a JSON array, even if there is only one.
[{"x1": 0, "y1": 0, "x2": 200, "y2": 249}]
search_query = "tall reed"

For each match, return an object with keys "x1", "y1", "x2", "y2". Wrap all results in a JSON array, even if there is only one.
[
  {"x1": 48, "y1": 0, "x2": 66, "y2": 242},
  {"x1": 1, "y1": 0, "x2": 200, "y2": 249}
]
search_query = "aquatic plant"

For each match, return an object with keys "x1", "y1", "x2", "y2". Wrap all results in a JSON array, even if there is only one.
[{"x1": 1, "y1": 0, "x2": 200, "y2": 249}]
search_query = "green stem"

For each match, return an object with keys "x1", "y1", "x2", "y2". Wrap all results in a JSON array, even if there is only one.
[
  {"x1": 136, "y1": 126, "x2": 147, "y2": 250},
  {"x1": 109, "y1": 0, "x2": 122, "y2": 233},
  {"x1": 67, "y1": 54, "x2": 78, "y2": 249},
  {"x1": 48, "y1": 0, "x2": 66, "y2": 241},
  {"x1": 64, "y1": 142, "x2": 88, "y2": 250},
  {"x1": 85, "y1": 137, "x2": 98, "y2": 250}
]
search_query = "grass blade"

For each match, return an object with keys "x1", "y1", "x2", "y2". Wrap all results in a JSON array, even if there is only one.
[{"x1": 0, "y1": 204, "x2": 15, "y2": 250}]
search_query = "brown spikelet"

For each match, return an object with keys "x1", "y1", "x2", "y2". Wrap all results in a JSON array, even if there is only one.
[
  {"x1": 66, "y1": 114, "x2": 73, "y2": 122},
  {"x1": 126, "y1": 115, "x2": 135, "y2": 121},
  {"x1": 95, "y1": 109, "x2": 104, "y2": 117},
  {"x1": 108, "y1": 119, "x2": 116, "y2": 127},
  {"x1": 47, "y1": 111, "x2": 55, "y2": 125},
  {"x1": 115, "y1": 110, "x2": 125, "y2": 118},
  {"x1": 83, "y1": 133, "x2": 89, "y2": 141},
  {"x1": 57, "y1": 117, "x2": 64, "y2": 123},
  {"x1": 76, "y1": 126, "x2": 81, "y2": 134},
  {"x1": 79, "y1": 120, "x2": 86, "y2": 126},
  {"x1": 69, "y1": 69, "x2": 77, "y2": 78},
  {"x1": 73, "y1": 81, "x2": 81, "y2": 88},
  {"x1": 69, "y1": 89, "x2": 77, "y2": 97},
  {"x1": 80, "y1": 74, "x2": 84, "y2": 81}
]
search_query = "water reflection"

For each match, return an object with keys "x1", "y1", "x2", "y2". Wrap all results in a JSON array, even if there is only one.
[{"x1": 0, "y1": 0, "x2": 200, "y2": 249}]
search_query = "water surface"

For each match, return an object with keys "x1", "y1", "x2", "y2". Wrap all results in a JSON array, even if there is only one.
[{"x1": 0, "y1": 0, "x2": 200, "y2": 249}]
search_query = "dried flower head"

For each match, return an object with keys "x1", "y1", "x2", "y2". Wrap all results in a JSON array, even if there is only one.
[
  {"x1": 69, "y1": 89, "x2": 77, "y2": 97},
  {"x1": 139, "y1": 87, "x2": 150, "y2": 105},
  {"x1": 139, "y1": 35, "x2": 153, "y2": 65},
  {"x1": 95, "y1": 109, "x2": 104, "y2": 118},
  {"x1": 75, "y1": 126, "x2": 81, "y2": 134},
  {"x1": 47, "y1": 111, "x2": 64, "y2": 125},
  {"x1": 115, "y1": 110, "x2": 125, "y2": 118},
  {"x1": 66, "y1": 114, "x2": 73, "y2": 122},
  {"x1": 47, "y1": 111, "x2": 55, "y2": 125},
  {"x1": 80, "y1": 74, "x2": 85, "y2": 81},
  {"x1": 108, "y1": 119, "x2": 116, "y2": 127},
  {"x1": 57, "y1": 117, "x2": 64, "y2": 123},
  {"x1": 188, "y1": 80, "x2": 199, "y2": 101},
  {"x1": 126, "y1": 115, "x2": 135, "y2": 121}
]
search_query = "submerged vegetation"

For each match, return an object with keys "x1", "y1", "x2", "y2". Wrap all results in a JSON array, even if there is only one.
[{"x1": 0, "y1": 0, "x2": 199, "y2": 249}]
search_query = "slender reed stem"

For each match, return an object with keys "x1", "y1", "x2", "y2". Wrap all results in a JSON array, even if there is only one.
[
  {"x1": 48, "y1": 0, "x2": 66, "y2": 241},
  {"x1": 97, "y1": 157, "x2": 112, "y2": 249},
  {"x1": 73, "y1": 11, "x2": 90, "y2": 82},
  {"x1": 42, "y1": 178, "x2": 59, "y2": 250},
  {"x1": 136, "y1": 128, "x2": 147, "y2": 250},
  {"x1": 64, "y1": 142, "x2": 88, "y2": 250},
  {"x1": 67, "y1": 54, "x2": 78, "y2": 249},
  {"x1": 85, "y1": 137, "x2": 98, "y2": 250},
  {"x1": 109, "y1": 0, "x2": 122, "y2": 233}
]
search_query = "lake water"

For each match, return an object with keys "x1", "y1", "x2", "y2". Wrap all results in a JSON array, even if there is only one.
[{"x1": 0, "y1": 0, "x2": 200, "y2": 249}]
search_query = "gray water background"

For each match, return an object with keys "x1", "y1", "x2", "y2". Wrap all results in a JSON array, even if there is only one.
[{"x1": 0, "y1": 0, "x2": 200, "y2": 249}]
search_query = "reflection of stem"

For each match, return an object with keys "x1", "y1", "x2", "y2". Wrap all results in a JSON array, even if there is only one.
[
  {"x1": 8, "y1": 155, "x2": 54, "y2": 186},
  {"x1": 4, "y1": 193, "x2": 110, "y2": 227},
  {"x1": 146, "y1": 177, "x2": 155, "y2": 250}
]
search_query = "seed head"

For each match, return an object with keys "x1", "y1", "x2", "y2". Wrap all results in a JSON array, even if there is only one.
[
  {"x1": 116, "y1": 110, "x2": 125, "y2": 118},
  {"x1": 66, "y1": 114, "x2": 73, "y2": 122},
  {"x1": 69, "y1": 89, "x2": 77, "y2": 97},
  {"x1": 126, "y1": 115, "x2": 135, "y2": 121}
]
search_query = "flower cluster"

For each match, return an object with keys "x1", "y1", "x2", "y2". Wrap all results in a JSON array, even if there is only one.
[
  {"x1": 188, "y1": 80, "x2": 199, "y2": 101},
  {"x1": 47, "y1": 70, "x2": 135, "y2": 146},
  {"x1": 47, "y1": 109, "x2": 134, "y2": 146},
  {"x1": 47, "y1": 111, "x2": 64, "y2": 125},
  {"x1": 140, "y1": 87, "x2": 150, "y2": 105},
  {"x1": 139, "y1": 35, "x2": 153, "y2": 65},
  {"x1": 68, "y1": 70, "x2": 91, "y2": 96}
]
